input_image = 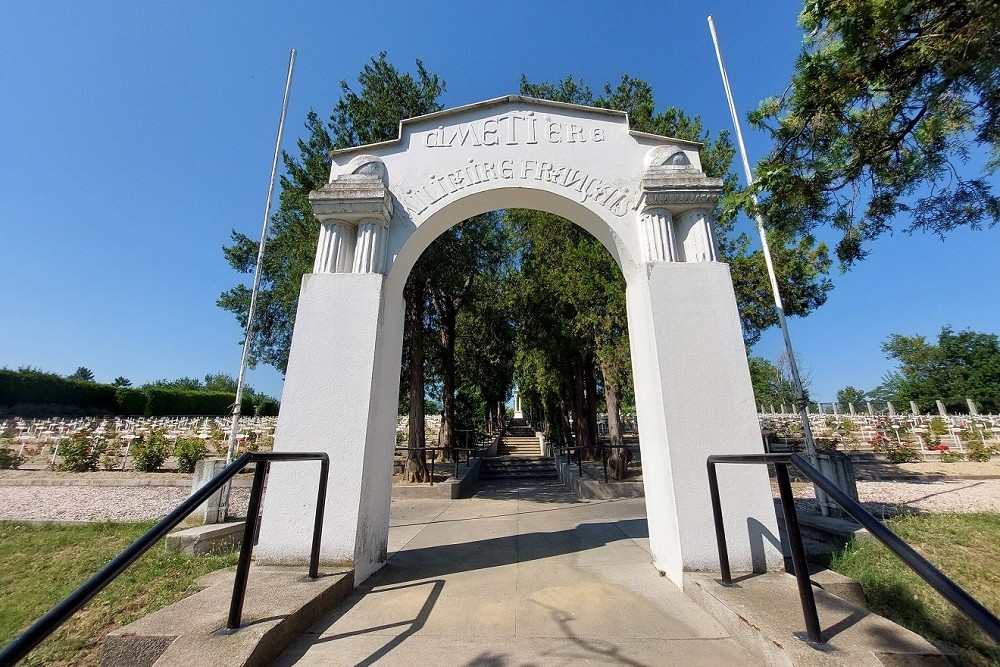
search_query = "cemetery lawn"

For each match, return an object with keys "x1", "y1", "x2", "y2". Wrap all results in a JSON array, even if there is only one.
[
  {"x1": 0, "y1": 521, "x2": 238, "y2": 667},
  {"x1": 829, "y1": 512, "x2": 1000, "y2": 667}
]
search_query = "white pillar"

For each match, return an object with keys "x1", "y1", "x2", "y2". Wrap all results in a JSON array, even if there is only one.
[
  {"x1": 256, "y1": 273, "x2": 394, "y2": 583},
  {"x1": 627, "y1": 261, "x2": 781, "y2": 586}
]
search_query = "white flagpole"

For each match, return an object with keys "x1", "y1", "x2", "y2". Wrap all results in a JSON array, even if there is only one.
[
  {"x1": 707, "y1": 16, "x2": 818, "y2": 463},
  {"x1": 226, "y1": 48, "x2": 297, "y2": 464}
]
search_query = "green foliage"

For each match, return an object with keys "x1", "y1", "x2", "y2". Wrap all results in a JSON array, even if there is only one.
[
  {"x1": 0, "y1": 448, "x2": 23, "y2": 470},
  {"x1": 130, "y1": 429, "x2": 169, "y2": 472},
  {"x1": 255, "y1": 397, "x2": 279, "y2": 416},
  {"x1": 59, "y1": 427, "x2": 102, "y2": 472},
  {"x1": 0, "y1": 369, "x2": 276, "y2": 417},
  {"x1": 143, "y1": 388, "x2": 246, "y2": 417},
  {"x1": 749, "y1": 356, "x2": 799, "y2": 408},
  {"x1": 112, "y1": 376, "x2": 132, "y2": 387},
  {"x1": 749, "y1": 0, "x2": 1000, "y2": 266},
  {"x1": 114, "y1": 387, "x2": 147, "y2": 415},
  {"x1": 939, "y1": 450, "x2": 963, "y2": 463},
  {"x1": 219, "y1": 53, "x2": 445, "y2": 373},
  {"x1": 885, "y1": 442, "x2": 923, "y2": 464},
  {"x1": 927, "y1": 416, "x2": 949, "y2": 443},
  {"x1": 877, "y1": 327, "x2": 1000, "y2": 413},
  {"x1": 173, "y1": 437, "x2": 207, "y2": 473},
  {"x1": 522, "y1": 74, "x2": 833, "y2": 349},
  {"x1": 0, "y1": 368, "x2": 117, "y2": 416},
  {"x1": 966, "y1": 442, "x2": 997, "y2": 463},
  {"x1": 68, "y1": 367, "x2": 95, "y2": 382},
  {"x1": 836, "y1": 385, "x2": 866, "y2": 407}
]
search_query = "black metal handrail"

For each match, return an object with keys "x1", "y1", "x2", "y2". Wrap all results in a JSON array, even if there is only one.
[
  {"x1": 394, "y1": 446, "x2": 482, "y2": 485},
  {"x1": 0, "y1": 451, "x2": 329, "y2": 666},
  {"x1": 707, "y1": 452, "x2": 1000, "y2": 645}
]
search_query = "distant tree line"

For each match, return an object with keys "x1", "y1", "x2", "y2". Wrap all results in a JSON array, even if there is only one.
[
  {"x1": 0, "y1": 368, "x2": 279, "y2": 417},
  {"x1": 751, "y1": 327, "x2": 1000, "y2": 414}
]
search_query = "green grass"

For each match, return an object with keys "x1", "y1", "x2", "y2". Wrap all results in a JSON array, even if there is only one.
[
  {"x1": 830, "y1": 512, "x2": 1000, "y2": 667},
  {"x1": 0, "y1": 521, "x2": 238, "y2": 667}
]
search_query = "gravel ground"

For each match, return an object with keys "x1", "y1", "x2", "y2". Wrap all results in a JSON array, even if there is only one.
[
  {"x1": 0, "y1": 486, "x2": 251, "y2": 522},
  {"x1": 775, "y1": 478, "x2": 1000, "y2": 516},
  {"x1": 1, "y1": 471, "x2": 998, "y2": 523}
]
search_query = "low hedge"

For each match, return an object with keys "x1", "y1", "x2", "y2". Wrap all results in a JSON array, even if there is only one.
[{"x1": 0, "y1": 370, "x2": 271, "y2": 417}]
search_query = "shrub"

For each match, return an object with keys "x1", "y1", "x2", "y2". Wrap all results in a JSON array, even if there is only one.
[
  {"x1": 885, "y1": 443, "x2": 923, "y2": 464},
  {"x1": 255, "y1": 398, "x2": 279, "y2": 416},
  {"x1": 0, "y1": 447, "x2": 23, "y2": 469},
  {"x1": 59, "y1": 427, "x2": 102, "y2": 471},
  {"x1": 131, "y1": 429, "x2": 169, "y2": 472},
  {"x1": 174, "y1": 437, "x2": 207, "y2": 473},
  {"x1": 966, "y1": 442, "x2": 996, "y2": 463},
  {"x1": 939, "y1": 450, "x2": 964, "y2": 463}
]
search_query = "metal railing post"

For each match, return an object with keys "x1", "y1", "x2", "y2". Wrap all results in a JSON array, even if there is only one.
[
  {"x1": 228, "y1": 460, "x2": 269, "y2": 629},
  {"x1": 774, "y1": 462, "x2": 823, "y2": 643},
  {"x1": 309, "y1": 456, "x2": 329, "y2": 579},
  {"x1": 706, "y1": 459, "x2": 732, "y2": 585}
]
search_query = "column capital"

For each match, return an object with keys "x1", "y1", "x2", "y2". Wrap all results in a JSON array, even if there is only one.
[
  {"x1": 308, "y1": 173, "x2": 393, "y2": 228},
  {"x1": 639, "y1": 168, "x2": 723, "y2": 213}
]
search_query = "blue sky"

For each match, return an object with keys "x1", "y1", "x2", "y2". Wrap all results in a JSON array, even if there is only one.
[{"x1": 1, "y1": 1, "x2": 997, "y2": 404}]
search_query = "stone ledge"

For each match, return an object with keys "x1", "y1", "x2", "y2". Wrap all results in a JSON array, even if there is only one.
[
  {"x1": 555, "y1": 456, "x2": 644, "y2": 499},
  {"x1": 165, "y1": 521, "x2": 245, "y2": 556},
  {"x1": 100, "y1": 565, "x2": 353, "y2": 667}
]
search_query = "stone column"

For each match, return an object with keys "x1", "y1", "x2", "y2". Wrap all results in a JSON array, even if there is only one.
[
  {"x1": 640, "y1": 207, "x2": 675, "y2": 262},
  {"x1": 676, "y1": 208, "x2": 718, "y2": 262},
  {"x1": 352, "y1": 218, "x2": 389, "y2": 274},
  {"x1": 313, "y1": 219, "x2": 357, "y2": 273}
]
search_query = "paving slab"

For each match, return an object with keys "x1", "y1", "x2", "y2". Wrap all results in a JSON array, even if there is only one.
[{"x1": 272, "y1": 480, "x2": 763, "y2": 667}]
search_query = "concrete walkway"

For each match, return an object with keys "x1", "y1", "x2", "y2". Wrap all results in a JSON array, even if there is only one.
[{"x1": 272, "y1": 480, "x2": 762, "y2": 666}]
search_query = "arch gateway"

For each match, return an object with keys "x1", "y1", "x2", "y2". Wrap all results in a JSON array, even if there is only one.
[{"x1": 255, "y1": 96, "x2": 782, "y2": 588}]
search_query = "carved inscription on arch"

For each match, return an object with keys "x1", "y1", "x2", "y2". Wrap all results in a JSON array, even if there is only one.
[
  {"x1": 422, "y1": 112, "x2": 606, "y2": 148},
  {"x1": 400, "y1": 158, "x2": 631, "y2": 217}
]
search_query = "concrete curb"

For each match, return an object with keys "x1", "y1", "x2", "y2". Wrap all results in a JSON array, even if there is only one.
[
  {"x1": 100, "y1": 565, "x2": 354, "y2": 667},
  {"x1": 0, "y1": 477, "x2": 254, "y2": 488},
  {"x1": 554, "y1": 456, "x2": 645, "y2": 499},
  {"x1": 390, "y1": 457, "x2": 481, "y2": 499},
  {"x1": 684, "y1": 572, "x2": 947, "y2": 666}
]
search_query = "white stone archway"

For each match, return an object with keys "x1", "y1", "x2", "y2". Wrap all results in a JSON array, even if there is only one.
[{"x1": 256, "y1": 96, "x2": 781, "y2": 588}]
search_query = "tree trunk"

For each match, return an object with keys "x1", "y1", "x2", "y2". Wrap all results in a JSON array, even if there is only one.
[
  {"x1": 585, "y1": 353, "x2": 599, "y2": 449},
  {"x1": 438, "y1": 306, "x2": 457, "y2": 462},
  {"x1": 573, "y1": 358, "x2": 594, "y2": 458},
  {"x1": 405, "y1": 281, "x2": 428, "y2": 483},
  {"x1": 601, "y1": 359, "x2": 630, "y2": 480},
  {"x1": 559, "y1": 379, "x2": 574, "y2": 448}
]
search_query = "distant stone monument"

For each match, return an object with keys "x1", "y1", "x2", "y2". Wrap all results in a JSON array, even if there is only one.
[
  {"x1": 256, "y1": 96, "x2": 782, "y2": 588},
  {"x1": 512, "y1": 388, "x2": 523, "y2": 419}
]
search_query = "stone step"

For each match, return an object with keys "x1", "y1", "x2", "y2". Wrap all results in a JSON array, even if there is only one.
[
  {"x1": 480, "y1": 470, "x2": 558, "y2": 480},
  {"x1": 480, "y1": 455, "x2": 557, "y2": 480}
]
